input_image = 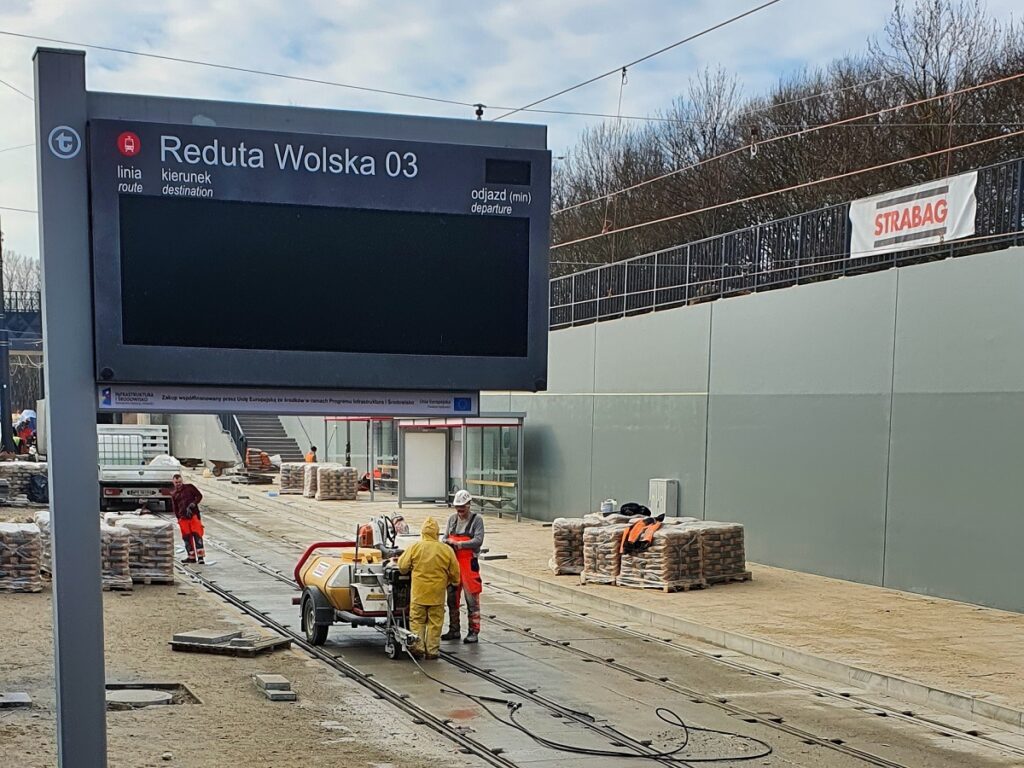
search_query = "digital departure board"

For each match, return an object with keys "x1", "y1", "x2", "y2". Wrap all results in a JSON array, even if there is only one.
[{"x1": 89, "y1": 116, "x2": 551, "y2": 391}]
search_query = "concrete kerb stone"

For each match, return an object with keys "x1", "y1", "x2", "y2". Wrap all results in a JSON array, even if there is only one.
[{"x1": 483, "y1": 563, "x2": 1024, "y2": 734}]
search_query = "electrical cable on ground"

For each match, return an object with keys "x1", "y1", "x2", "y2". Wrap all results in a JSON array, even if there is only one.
[
  {"x1": 553, "y1": 70, "x2": 1024, "y2": 216},
  {"x1": 551, "y1": 127, "x2": 1024, "y2": 250},
  {"x1": 492, "y1": 0, "x2": 785, "y2": 121},
  {"x1": 403, "y1": 646, "x2": 773, "y2": 764}
]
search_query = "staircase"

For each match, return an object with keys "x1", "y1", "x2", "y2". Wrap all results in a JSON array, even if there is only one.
[{"x1": 232, "y1": 414, "x2": 304, "y2": 463}]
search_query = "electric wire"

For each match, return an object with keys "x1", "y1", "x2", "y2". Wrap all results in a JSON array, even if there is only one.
[
  {"x1": 0, "y1": 205, "x2": 37, "y2": 214},
  {"x1": 552, "y1": 127, "x2": 1024, "y2": 250},
  {"x1": 0, "y1": 76, "x2": 32, "y2": 100},
  {"x1": 553, "y1": 70, "x2": 1024, "y2": 215},
  {"x1": 0, "y1": 143, "x2": 34, "y2": 154},
  {"x1": 404, "y1": 647, "x2": 773, "y2": 764},
  {"x1": 0, "y1": 29, "x2": 480, "y2": 109},
  {"x1": 491, "y1": 0, "x2": 785, "y2": 121}
]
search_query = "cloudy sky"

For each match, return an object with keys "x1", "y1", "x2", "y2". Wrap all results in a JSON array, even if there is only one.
[{"x1": 0, "y1": 0, "x2": 1021, "y2": 259}]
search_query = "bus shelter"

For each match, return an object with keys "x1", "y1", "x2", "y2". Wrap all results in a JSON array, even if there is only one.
[{"x1": 397, "y1": 414, "x2": 525, "y2": 521}]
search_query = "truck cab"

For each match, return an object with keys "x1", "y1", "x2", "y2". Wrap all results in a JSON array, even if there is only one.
[{"x1": 97, "y1": 426, "x2": 180, "y2": 511}]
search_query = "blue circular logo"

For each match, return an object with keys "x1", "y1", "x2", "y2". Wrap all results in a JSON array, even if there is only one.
[{"x1": 48, "y1": 125, "x2": 81, "y2": 160}]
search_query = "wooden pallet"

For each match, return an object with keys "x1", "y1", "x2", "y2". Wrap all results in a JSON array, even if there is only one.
[
  {"x1": 706, "y1": 571, "x2": 753, "y2": 585},
  {"x1": 618, "y1": 579, "x2": 708, "y2": 593},
  {"x1": 170, "y1": 636, "x2": 291, "y2": 657},
  {"x1": 102, "y1": 582, "x2": 134, "y2": 592},
  {"x1": 231, "y1": 474, "x2": 274, "y2": 485},
  {"x1": 132, "y1": 575, "x2": 175, "y2": 586}
]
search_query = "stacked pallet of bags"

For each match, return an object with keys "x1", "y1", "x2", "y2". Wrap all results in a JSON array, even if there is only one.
[
  {"x1": 581, "y1": 523, "x2": 629, "y2": 585},
  {"x1": 279, "y1": 463, "x2": 306, "y2": 495},
  {"x1": 617, "y1": 522, "x2": 704, "y2": 592},
  {"x1": 100, "y1": 524, "x2": 133, "y2": 591},
  {"x1": 315, "y1": 465, "x2": 359, "y2": 501},
  {"x1": 0, "y1": 522, "x2": 42, "y2": 592},
  {"x1": 34, "y1": 510, "x2": 51, "y2": 577},
  {"x1": 114, "y1": 517, "x2": 175, "y2": 584},
  {"x1": 550, "y1": 515, "x2": 604, "y2": 575},
  {"x1": 0, "y1": 462, "x2": 47, "y2": 497},
  {"x1": 684, "y1": 521, "x2": 748, "y2": 583},
  {"x1": 302, "y1": 463, "x2": 320, "y2": 498}
]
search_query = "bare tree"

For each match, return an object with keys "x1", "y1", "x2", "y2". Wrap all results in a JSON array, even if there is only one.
[
  {"x1": 552, "y1": 0, "x2": 1024, "y2": 276},
  {"x1": 2, "y1": 250, "x2": 41, "y2": 294}
]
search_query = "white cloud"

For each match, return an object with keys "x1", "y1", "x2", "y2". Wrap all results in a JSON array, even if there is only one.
[{"x1": 0, "y1": 0, "x2": 1021, "y2": 259}]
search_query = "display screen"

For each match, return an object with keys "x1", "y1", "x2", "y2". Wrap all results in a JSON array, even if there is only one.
[{"x1": 118, "y1": 195, "x2": 530, "y2": 357}]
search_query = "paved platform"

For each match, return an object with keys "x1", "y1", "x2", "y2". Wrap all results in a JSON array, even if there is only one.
[{"x1": 193, "y1": 476, "x2": 1024, "y2": 731}]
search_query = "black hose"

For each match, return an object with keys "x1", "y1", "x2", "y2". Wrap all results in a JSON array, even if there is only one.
[{"x1": 403, "y1": 647, "x2": 774, "y2": 765}]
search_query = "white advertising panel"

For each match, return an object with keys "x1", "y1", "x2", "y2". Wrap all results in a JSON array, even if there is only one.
[{"x1": 849, "y1": 171, "x2": 977, "y2": 257}]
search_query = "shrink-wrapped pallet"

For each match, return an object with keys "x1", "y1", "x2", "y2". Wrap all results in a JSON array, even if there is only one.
[
  {"x1": 581, "y1": 523, "x2": 628, "y2": 585},
  {"x1": 550, "y1": 516, "x2": 605, "y2": 575},
  {"x1": 280, "y1": 462, "x2": 306, "y2": 494},
  {"x1": 33, "y1": 510, "x2": 51, "y2": 577},
  {"x1": 618, "y1": 526, "x2": 704, "y2": 591},
  {"x1": 100, "y1": 524, "x2": 133, "y2": 591},
  {"x1": 315, "y1": 465, "x2": 359, "y2": 501},
  {"x1": 0, "y1": 522, "x2": 42, "y2": 592},
  {"x1": 302, "y1": 463, "x2": 320, "y2": 498},
  {"x1": 684, "y1": 521, "x2": 747, "y2": 583},
  {"x1": 115, "y1": 517, "x2": 175, "y2": 583},
  {"x1": 0, "y1": 461, "x2": 47, "y2": 497}
]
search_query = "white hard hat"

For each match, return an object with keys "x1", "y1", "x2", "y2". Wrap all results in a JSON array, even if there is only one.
[{"x1": 453, "y1": 490, "x2": 472, "y2": 507}]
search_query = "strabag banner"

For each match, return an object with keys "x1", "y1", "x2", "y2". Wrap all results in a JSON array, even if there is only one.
[{"x1": 849, "y1": 171, "x2": 977, "y2": 257}]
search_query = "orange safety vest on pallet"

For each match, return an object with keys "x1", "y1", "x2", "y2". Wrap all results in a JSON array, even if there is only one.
[{"x1": 620, "y1": 517, "x2": 663, "y2": 554}]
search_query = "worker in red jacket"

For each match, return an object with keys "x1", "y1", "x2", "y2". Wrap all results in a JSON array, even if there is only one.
[{"x1": 171, "y1": 473, "x2": 205, "y2": 564}]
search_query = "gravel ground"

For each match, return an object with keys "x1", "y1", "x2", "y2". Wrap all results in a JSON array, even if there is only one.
[{"x1": 0, "y1": 559, "x2": 476, "y2": 768}]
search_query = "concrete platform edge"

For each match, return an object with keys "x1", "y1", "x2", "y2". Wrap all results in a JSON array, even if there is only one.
[{"x1": 483, "y1": 563, "x2": 1024, "y2": 734}]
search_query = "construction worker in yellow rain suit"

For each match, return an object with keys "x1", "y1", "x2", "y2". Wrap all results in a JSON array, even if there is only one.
[{"x1": 397, "y1": 517, "x2": 461, "y2": 659}]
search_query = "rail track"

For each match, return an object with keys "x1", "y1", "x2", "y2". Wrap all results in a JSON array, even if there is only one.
[{"x1": 177, "y1": 489, "x2": 1024, "y2": 768}]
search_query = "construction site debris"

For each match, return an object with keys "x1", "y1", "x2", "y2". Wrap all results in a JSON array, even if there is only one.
[
  {"x1": 0, "y1": 692, "x2": 32, "y2": 708},
  {"x1": 315, "y1": 465, "x2": 358, "y2": 501},
  {"x1": 171, "y1": 629, "x2": 291, "y2": 657},
  {"x1": 0, "y1": 522, "x2": 42, "y2": 593},
  {"x1": 279, "y1": 463, "x2": 306, "y2": 495}
]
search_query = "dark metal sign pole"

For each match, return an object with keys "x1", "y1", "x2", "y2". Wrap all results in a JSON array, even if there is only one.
[{"x1": 34, "y1": 48, "x2": 108, "y2": 767}]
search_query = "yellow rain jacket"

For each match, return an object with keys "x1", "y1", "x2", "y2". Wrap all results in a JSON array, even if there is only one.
[{"x1": 397, "y1": 517, "x2": 461, "y2": 606}]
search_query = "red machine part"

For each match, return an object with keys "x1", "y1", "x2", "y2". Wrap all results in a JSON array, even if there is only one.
[{"x1": 293, "y1": 541, "x2": 355, "y2": 587}]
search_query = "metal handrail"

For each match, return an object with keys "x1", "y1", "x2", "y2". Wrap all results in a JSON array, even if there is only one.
[
  {"x1": 550, "y1": 157, "x2": 1024, "y2": 329},
  {"x1": 217, "y1": 413, "x2": 247, "y2": 462}
]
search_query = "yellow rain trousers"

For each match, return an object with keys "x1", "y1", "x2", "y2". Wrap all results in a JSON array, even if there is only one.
[{"x1": 398, "y1": 517, "x2": 460, "y2": 656}]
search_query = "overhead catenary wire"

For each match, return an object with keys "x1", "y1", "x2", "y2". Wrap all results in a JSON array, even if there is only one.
[
  {"x1": 0, "y1": 29, "x2": 481, "y2": 110},
  {"x1": 553, "y1": 69, "x2": 1024, "y2": 216},
  {"x1": 0, "y1": 76, "x2": 32, "y2": 100},
  {"x1": 0, "y1": 205, "x2": 37, "y2": 214},
  {"x1": 491, "y1": 0, "x2": 785, "y2": 121},
  {"x1": 0, "y1": 143, "x2": 34, "y2": 154},
  {"x1": 551, "y1": 127, "x2": 1024, "y2": 250}
]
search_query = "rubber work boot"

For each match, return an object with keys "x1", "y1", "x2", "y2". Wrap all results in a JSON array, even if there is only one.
[
  {"x1": 441, "y1": 628, "x2": 461, "y2": 641},
  {"x1": 463, "y1": 632, "x2": 479, "y2": 644}
]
